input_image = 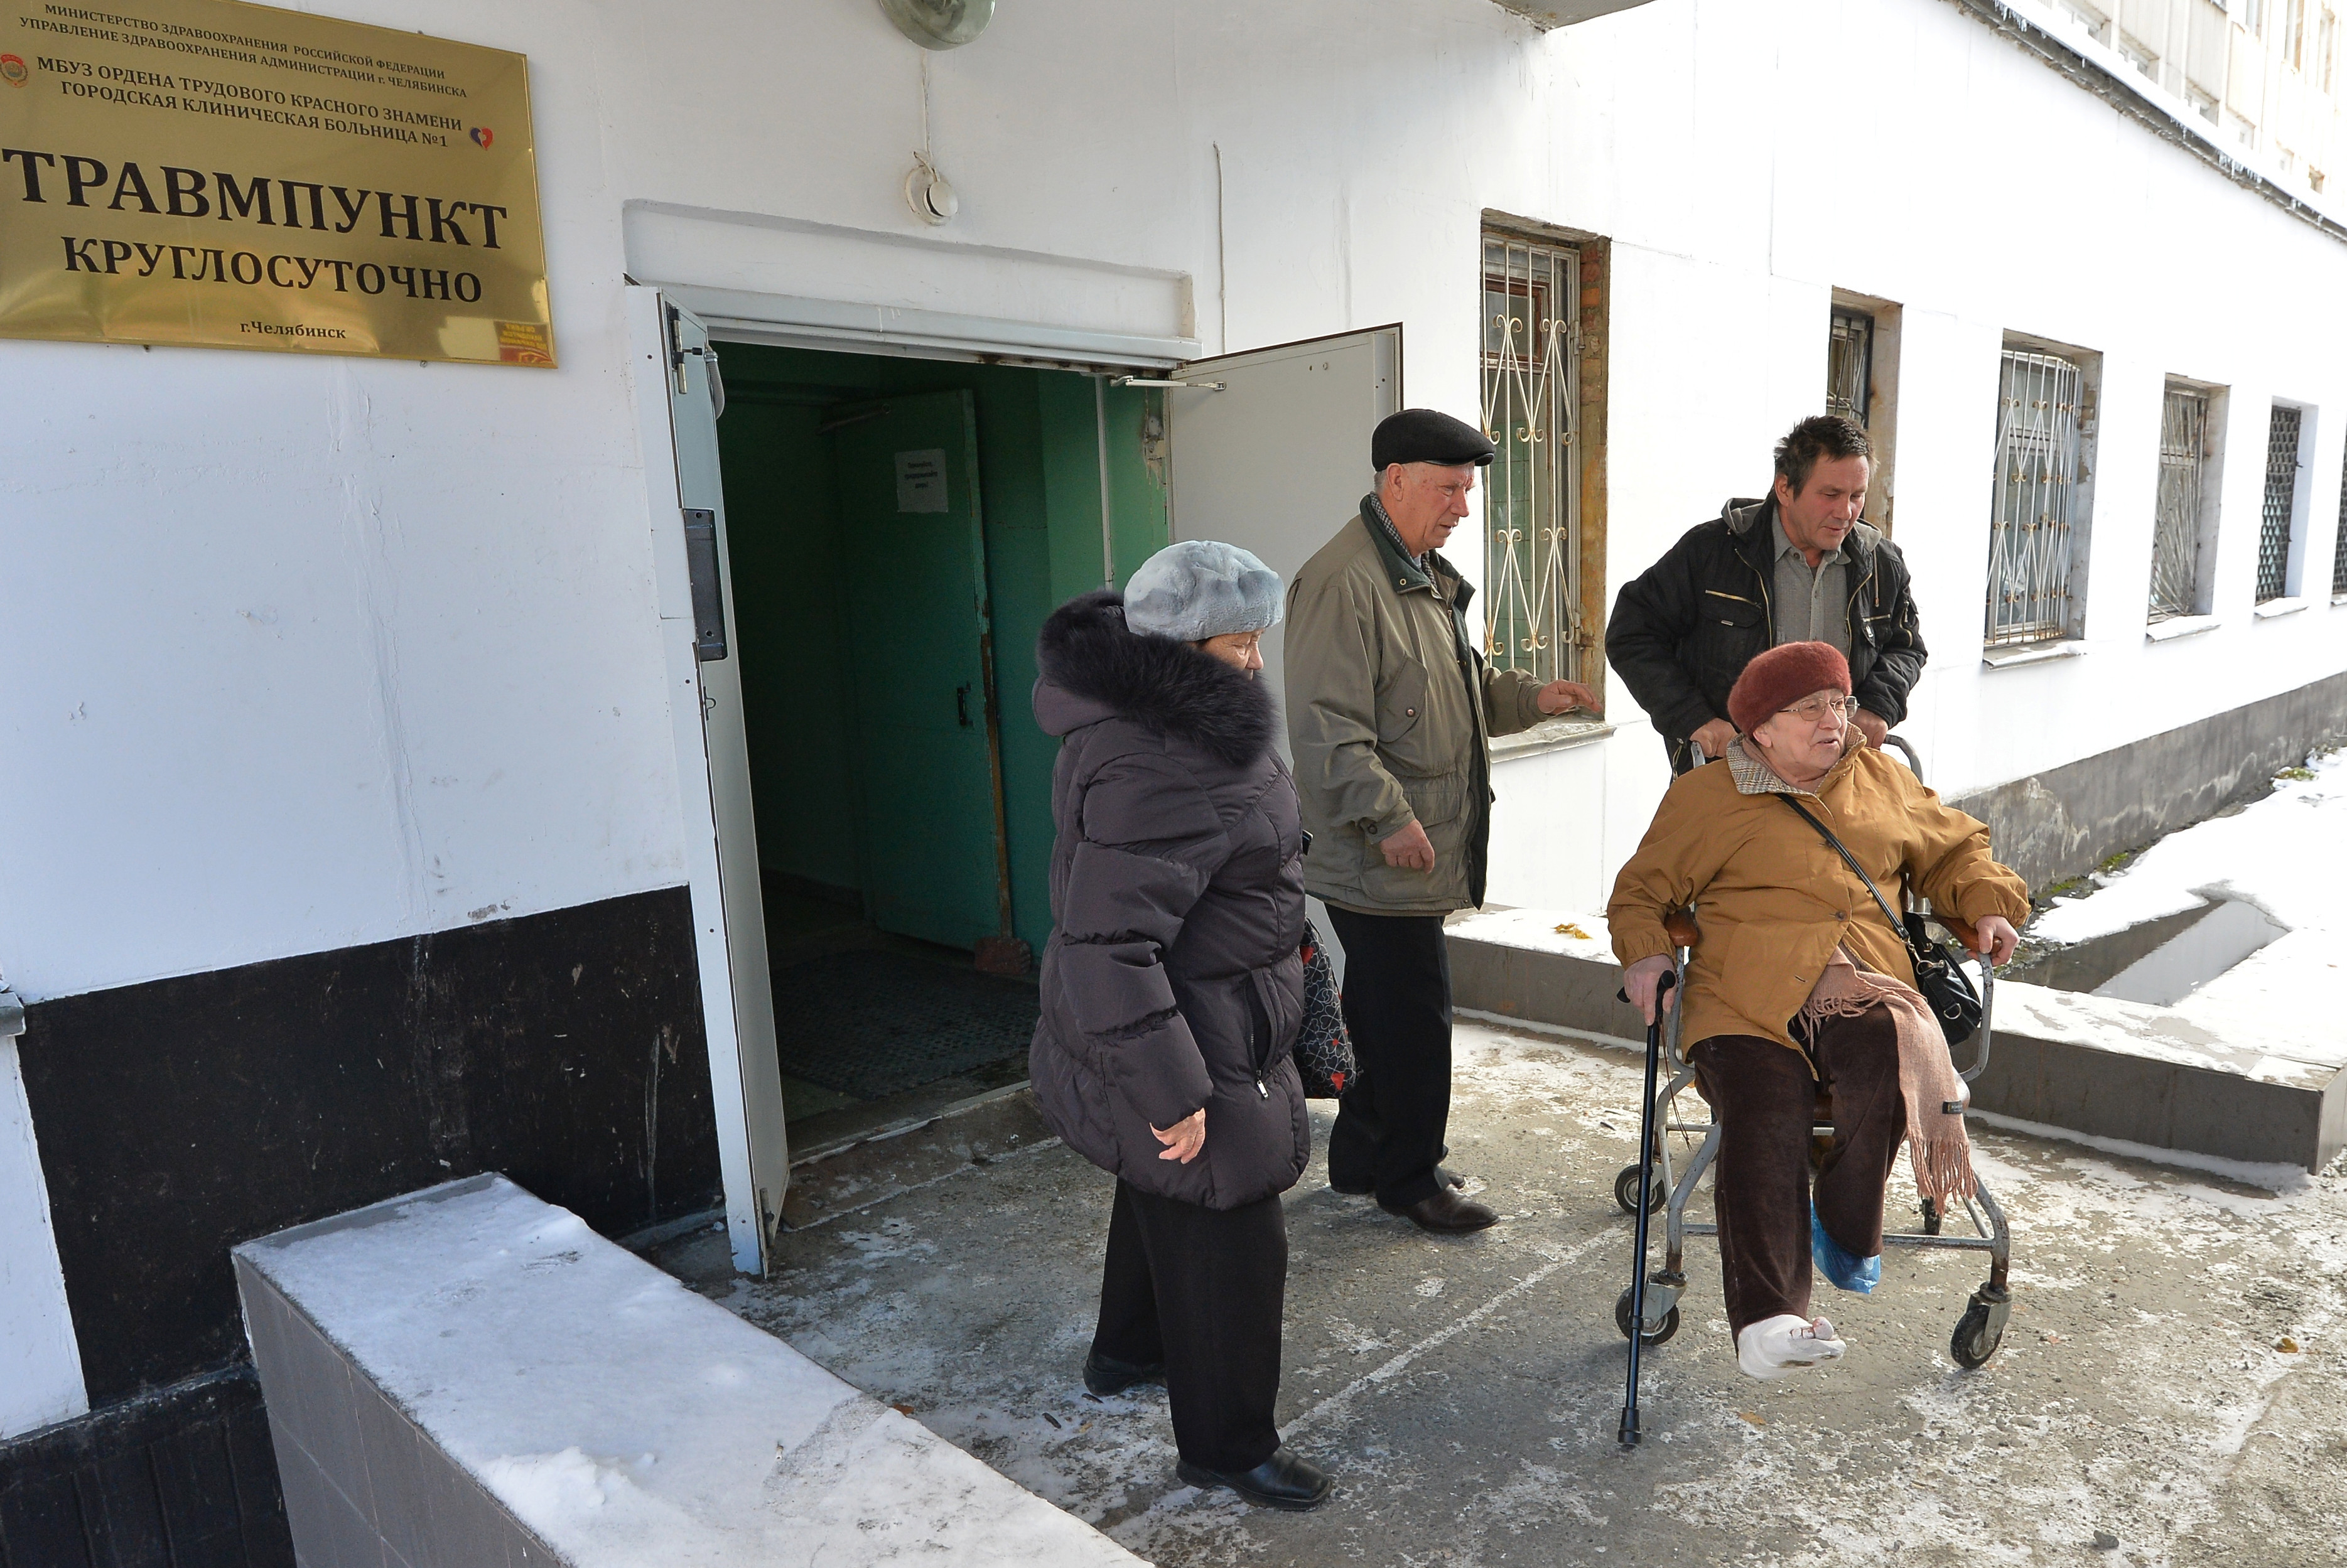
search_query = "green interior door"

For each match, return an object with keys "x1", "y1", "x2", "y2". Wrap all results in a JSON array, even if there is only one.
[{"x1": 829, "y1": 391, "x2": 1012, "y2": 949}]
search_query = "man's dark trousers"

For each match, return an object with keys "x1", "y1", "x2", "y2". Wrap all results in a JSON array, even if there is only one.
[{"x1": 1323, "y1": 907, "x2": 1452, "y2": 1209}]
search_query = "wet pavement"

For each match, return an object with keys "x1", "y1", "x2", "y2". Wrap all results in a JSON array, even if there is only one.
[{"x1": 653, "y1": 1021, "x2": 2347, "y2": 1567}]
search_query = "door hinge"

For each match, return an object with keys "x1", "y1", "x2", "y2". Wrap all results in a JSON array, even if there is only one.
[{"x1": 683, "y1": 508, "x2": 728, "y2": 662}]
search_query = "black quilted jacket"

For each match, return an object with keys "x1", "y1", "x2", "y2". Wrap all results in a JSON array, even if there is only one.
[{"x1": 1027, "y1": 590, "x2": 1309, "y2": 1210}]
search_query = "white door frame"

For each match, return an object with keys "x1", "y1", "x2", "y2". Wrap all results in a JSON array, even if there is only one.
[{"x1": 628, "y1": 281, "x2": 1199, "y2": 1275}]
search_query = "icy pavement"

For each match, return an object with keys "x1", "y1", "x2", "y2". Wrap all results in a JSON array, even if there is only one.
[{"x1": 657, "y1": 1023, "x2": 2347, "y2": 1567}]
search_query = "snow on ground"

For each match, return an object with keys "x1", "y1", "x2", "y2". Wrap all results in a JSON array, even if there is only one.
[
  {"x1": 2029, "y1": 748, "x2": 2347, "y2": 946},
  {"x1": 2025, "y1": 748, "x2": 2347, "y2": 1077},
  {"x1": 672, "y1": 1023, "x2": 2347, "y2": 1568}
]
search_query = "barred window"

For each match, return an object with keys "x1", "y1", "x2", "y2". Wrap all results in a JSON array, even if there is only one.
[
  {"x1": 2149, "y1": 386, "x2": 2210, "y2": 620},
  {"x1": 2257, "y1": 404, "x2": 2303, "y2": 603},
  {"x1": 1481, "y1": 234, "x2": 1583, "y2": 685},
  {"x1": 1826, "y1": 309, "x2": 1873, "y2": 429},
  {"x1": 1986, "y1": 348, "x2": 2090, "y2": 645},
  {"x1": 2334, "y1": 454, "x2": 2347, "y2": 597}
]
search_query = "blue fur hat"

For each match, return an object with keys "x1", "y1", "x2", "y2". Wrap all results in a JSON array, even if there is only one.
[{"x1": 1122, "y1": 540, "x2": 1283, "y2": 642}]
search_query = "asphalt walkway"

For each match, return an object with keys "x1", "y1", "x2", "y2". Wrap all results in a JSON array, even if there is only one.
[{"x1": 657, "y1": 1021, "x2": 2347, "y2": 1567}]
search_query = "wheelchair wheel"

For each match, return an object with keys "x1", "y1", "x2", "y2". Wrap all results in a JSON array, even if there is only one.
[
  {"x1": 1950, "y1": 1300, "x2": 2002, "y2": 1368},
  {"x1": 1613, "y1": 1163, "x2": 1664, "y2": 1215},
  {"x1": 1615, "y1": 1286, "x2": 1681, "y2": 1345}
]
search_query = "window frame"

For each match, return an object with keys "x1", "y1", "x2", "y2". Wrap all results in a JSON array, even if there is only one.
[
  {"x1": 2149, "y1": 379, "x2": 2226, "y2": 622},
  {"x1": 2255, "y1": 400, "x2": 2316, "y2": 603},
  {"x1": 1984, "y1": 336, "x2": 2100, "y2": 648},
  {"x1": 1477, "y1": 220, "x2": 1608, "y2": 701}
]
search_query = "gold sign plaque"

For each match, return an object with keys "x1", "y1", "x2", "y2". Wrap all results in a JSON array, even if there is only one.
[{"x1": 0, "y1": 0, "x2": 551, "y2": 364}]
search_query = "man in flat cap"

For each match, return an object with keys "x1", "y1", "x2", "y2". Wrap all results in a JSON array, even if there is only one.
[{"x1": 1285, "y1": 408, "x2": 1599, "y2": 1233}]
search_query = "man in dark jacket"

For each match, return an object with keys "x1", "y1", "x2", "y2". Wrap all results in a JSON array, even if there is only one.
[{"x1": 1607, "y1": 415, "x2": 1926, "y2": 773}]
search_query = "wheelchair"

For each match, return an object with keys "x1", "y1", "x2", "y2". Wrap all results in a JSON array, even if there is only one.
[{"x1": 1611, "y1": 740, "x2": 2013, "y2": 1442}]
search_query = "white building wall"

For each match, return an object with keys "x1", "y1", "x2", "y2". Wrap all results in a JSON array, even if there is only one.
[
  {"x1": 0, "y1": 0, "x2": 2343, "y2": 995},
  {"x1": 1491, "y1": 0, "x2": 2347, "y2": 911}
]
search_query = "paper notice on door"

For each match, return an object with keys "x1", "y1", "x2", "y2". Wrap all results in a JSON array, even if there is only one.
[{"x1": 895, "y1": 449, "x2": 950, "y2": 513}]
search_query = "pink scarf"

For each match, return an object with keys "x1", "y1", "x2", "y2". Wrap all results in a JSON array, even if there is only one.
[{"x1": 1796, "y1": 947, "x2": 1977, "y2": 1203}]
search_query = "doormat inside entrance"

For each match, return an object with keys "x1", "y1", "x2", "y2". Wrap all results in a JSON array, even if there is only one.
[{"x1": 772, "y1": 948, "x2": 1040, "y2": 1101}]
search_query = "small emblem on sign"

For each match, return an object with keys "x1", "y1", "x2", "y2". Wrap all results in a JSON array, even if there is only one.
[
  {"x1": 0, "y1": 55, "x2": 28, "y2": 87},
  {"x1": 894, "y1": 449, "x2": 949, "y2": 513},
  {"x1": 470, "y1": 126, "x2": 494, "y2": 148},
  {"x1": 495, "y1": 320, "x2": 554, "y2": 366}
]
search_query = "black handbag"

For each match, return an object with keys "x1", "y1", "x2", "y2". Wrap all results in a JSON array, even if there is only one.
[
  {"x1": 1778, "y1": 798, "x2": 1983, "y2": 1048},
  {"x1": 1293, "y1": 917, "x2": 1358, "y2": 1098}
]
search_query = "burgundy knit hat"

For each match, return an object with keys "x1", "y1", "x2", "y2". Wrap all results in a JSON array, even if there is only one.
[{"x1": 1727, "y1": 642, "x2": 1852, "y2": 734}]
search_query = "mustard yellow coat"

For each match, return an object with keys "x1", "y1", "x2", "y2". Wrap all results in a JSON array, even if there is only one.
[{"x1": 1607, "y1": 743, "x2": 2031, "y2": 1056}]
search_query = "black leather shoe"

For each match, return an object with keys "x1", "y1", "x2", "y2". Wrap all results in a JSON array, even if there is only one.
[
  {"x1": 1330, "y1": 1164, "x2": 1464, "y2": 1198},
  {"x1": 1082, "y1": 1349, "x2": 1165, "y2": 1397},
  {"x1": 1176, "y1": 1447, "x2": 1333, "y2": 1510},
  {"x1": 1380, "y1": 1189, "x2": 1498, "y2": 1233}
]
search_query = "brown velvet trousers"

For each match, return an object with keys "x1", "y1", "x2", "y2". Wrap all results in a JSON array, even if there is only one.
[{"x1": 1688, "y1": 1006, "x2": 1906, "y2": 1336}]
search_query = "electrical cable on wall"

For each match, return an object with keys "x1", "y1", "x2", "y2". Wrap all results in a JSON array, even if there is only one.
[{"x1": 905, "y1": 53, "x2": 958, "y2": 225}]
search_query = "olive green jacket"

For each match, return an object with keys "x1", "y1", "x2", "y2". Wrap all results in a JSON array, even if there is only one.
[{"x1": 1284, "y1": 503, "x2": 1548, "y2": 915}]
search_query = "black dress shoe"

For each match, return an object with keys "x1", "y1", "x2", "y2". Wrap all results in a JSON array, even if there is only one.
[
  {"x1": 1380, "y1": 1189, "x2": 1498, "y2": 1233},
  {"x1": 1330, "y1": 1164, "x2": 1465, "y2": 1198},
  {"x1": 1082, "y1": 1349, "x2": 1165, "y2": 1397},
  {"x1": 1176, "y1": 1447, "x2": 1333, "y2": 1511}
]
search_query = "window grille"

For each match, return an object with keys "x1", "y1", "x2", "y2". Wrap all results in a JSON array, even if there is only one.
[
  {"x1": 1985, "y1": 350, "x2": 2085, "y2": 646},
  {"x1": 2257, "y1": 405, "x2": 2302, "y2": 601},
  {"x1": 2334, "y1": 455, "x2": 2347, "y2": 596},
  {"x1": 1826, "y1": 309, "x2": 1873, "y2": 429},
  {"x1": 1481, "y1": 234, "x2": 1581, "y2": 685},
  {"x1": 2150, "y1": 388, "x2": 2208, "y2": 620}
]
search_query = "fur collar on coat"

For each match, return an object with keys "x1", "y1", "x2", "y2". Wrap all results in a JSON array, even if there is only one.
[{"x1": 1034, "y1": 589, "x2": 1276, "y2": 769}]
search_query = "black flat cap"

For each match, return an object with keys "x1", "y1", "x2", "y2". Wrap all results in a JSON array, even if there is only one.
[{"x1": 1372, "y1": 408, "x2": 1496, "y2": 471}]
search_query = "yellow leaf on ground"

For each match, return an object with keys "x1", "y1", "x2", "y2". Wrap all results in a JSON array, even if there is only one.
[
  {"x1": 2279, "y1": 1336, "x2": 2301, "y2": 1353},
  {"x1": 1555, "y1": 922, "x2": 1590, "y2": 939},
  {"x1": 1738, "y1": 1411, "x2": 1767, "y2": 1427}
]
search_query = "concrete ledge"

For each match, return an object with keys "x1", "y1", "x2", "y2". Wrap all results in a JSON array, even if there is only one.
[
  {"x1": 782, "y1": 1082, "x2": 1060, "y2": 1230},
  {"x1": 235, "y1": 1174, "x2": 1140, "y2": 1567},
  {"x1": 1447, "y1": 916, "x2": 2347, "y2": 1173}
]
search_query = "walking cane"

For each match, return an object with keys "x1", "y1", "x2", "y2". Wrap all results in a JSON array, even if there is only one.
[{"x1": 1617, "y1": 969, "x2": 1675, "y2": 1448}]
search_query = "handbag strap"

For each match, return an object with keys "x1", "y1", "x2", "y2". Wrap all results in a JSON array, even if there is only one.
[{"x1": 1777, "y1": 796, "x2": 1914, "y2": 953}]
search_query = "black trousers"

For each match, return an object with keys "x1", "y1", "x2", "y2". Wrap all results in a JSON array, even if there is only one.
[
  {"x1": 1323, "y1": 907, "x2": 1452, "y2": 1209},
  {"x1": 1091, "y1": 1179, "x2": 1288, "y2": 1473},
  {"x1": 1687, "y1": 1007, "x2": 1907, "y2": 1336}
]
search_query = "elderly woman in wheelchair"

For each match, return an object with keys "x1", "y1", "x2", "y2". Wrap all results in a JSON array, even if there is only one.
[{"x1": 1608, "y1": 643, "x2": 2026, "y2": 1380}]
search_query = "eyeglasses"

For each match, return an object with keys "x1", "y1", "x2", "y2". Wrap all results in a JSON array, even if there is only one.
[{"x1": 1779, "y1": 694, "x2": 1855, "y2": 722}]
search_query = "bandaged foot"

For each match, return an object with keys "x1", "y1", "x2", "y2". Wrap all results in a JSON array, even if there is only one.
[
  {"x1": 1811, "y1": 1203, "x2": 1880, "y2": 1295},
  {"x1": 1737, "y1": 1314, "x2": 1847, "y2": 1380}
]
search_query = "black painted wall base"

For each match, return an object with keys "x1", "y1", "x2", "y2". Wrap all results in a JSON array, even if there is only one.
[
  {"x1": 1953, "y1": 668, "x2": 2347, "y2": 893},
  {"x1": 18, "y1": 886, "x2": 723, "y2": 1404},
  {"x1": 0, "y1": 1363, "x2": 288, "y2": 1568}
]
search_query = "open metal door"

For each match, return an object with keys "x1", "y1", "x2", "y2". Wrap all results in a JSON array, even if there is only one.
[
  {"x1": 1161, "y1": 328, "x2": 1402, "y2": 984},
  {"x1": 1160, "y1": 327, "x2": 1403, "y2": 725},
  {"x1": 636, "y1": 291, "x2": 790, "y2": 1274}
]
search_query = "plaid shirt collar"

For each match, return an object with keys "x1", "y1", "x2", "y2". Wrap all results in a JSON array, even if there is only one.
[
  {"x1": 1363, "y1": 493, "x2": 1430, "y2": 574},
  {"x1": 1724, "y1": 738, "x2": 1807, "y2": 797}
]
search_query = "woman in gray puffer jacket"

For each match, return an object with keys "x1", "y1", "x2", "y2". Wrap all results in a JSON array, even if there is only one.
[{"x1": 1029, "y1": 540, "x2": 1330, "y2": 1512}]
